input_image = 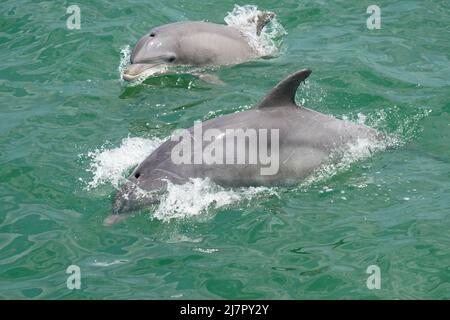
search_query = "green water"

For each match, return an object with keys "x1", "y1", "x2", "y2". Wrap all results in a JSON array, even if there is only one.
[{"x1": 1, "y1": 0, "x2": 449, "y2": 300}]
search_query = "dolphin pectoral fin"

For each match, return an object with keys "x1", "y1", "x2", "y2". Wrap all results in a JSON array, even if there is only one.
[
  {"x1": 195, "y1": 73, "x2": 225, "y2": 85},
  {"x1": 256, "y1": 68, "x2": 312, "y2": 109}
]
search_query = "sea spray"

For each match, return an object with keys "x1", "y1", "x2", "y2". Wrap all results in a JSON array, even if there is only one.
[
  {"x1": 224, "y1": 4, "x2": 287, "y2": 57},
  {"x1": 84, "y1": 136, "x2": 163, "y2": 190}
]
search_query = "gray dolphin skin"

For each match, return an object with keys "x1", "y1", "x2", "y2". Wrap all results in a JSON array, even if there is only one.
[
  {"x1": 123, "y1": 18, "x2": 272, "y2": 81},
  {"x1": 105, "y1": 69, "x2": 380, "y2": 225}
]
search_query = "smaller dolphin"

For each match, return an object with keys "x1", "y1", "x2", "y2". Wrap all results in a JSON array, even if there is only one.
[
  {"x1": 105, "y1": 69, "x2": 382, "y2": 225},
  {"x1": 123, "y1": 14, "x2": 274, "y2": 82}
]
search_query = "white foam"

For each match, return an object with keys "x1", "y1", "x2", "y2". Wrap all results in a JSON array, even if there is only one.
[
  {"x1": 92, "y1": 259, "x2": 128, "y2": 267},
  {"x1": 83, "y1": 137, "x2": 275, "y2": 221},
  {"x1": 153, "y1": 178, "x2": 276, "y2": 222},
  {"x1": 342, "y1": 107, "x2": 432, "y2": 143},
  {"x1": 194, "y1": 248, "x2": 219, "y2": 254},
  {"x1": 303, "y1": 136, "x2": 388, "y2": 187},
  {"x1": 224, "y1": 5, "x2": 286, "y2": 57},
  {"x1": 302, "y1": 107, "x2": 432, "y2": 187},
  {"x1": 84, "y1": 136, "x2": 163, "y2": 190},
  {"x1": 118, "y1": 45, "x2": 131, "y2": 81}
]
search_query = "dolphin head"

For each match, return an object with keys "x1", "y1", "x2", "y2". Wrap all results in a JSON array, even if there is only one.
[
  {"x1": 123, "y1": 27, "x2": 179, "y2": 81},
  {"x1": 103, "y1": 167, "x2": 167, "y2": 225}
]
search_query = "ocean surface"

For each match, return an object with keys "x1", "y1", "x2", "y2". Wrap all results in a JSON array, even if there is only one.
[{"x1": 1, "y1": 1, "x2": 449, "y2": 299}]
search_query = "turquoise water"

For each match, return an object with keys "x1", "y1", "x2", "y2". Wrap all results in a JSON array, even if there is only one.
[{"x1": 1, "y1": 0, "x2": 449, "y2": 299}]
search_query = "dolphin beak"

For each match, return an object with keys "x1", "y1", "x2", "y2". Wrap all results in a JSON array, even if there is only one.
[
  {"x1": 122, "y1": 63, "x2": 163, "y2": 81},
  {"x1": 102, "y1": 182, "x2": 140, "y2": 226},
  {"x1": 111, "y1": 181, "x2": 141, "y2": 214},
  {"x1": 103, "y1": 180, "x2": 160, "y2": 226}
]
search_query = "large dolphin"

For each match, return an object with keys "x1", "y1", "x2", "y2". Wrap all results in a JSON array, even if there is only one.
[
  {"x1": 122, "y1": 14, "x2": 274, "y2": 82},
  {"x1": 105, "y1": 69, "x2": 380, "y2": 224}
]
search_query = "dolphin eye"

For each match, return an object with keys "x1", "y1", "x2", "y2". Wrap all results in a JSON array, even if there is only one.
[
  {"x1": 149, "y1": 33, "x2": 156, "y2": 37},
  {"x1": 168, "y1": 56, "x2": 176, "y2": 63},
  {"x1": 134, "y1": 172, "x2": 141, "y2": 179}
]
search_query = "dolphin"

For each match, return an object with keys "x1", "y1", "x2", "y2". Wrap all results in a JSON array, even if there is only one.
[
  {"x1": 105, "y1": 69, "x2": 380, "y2": 225},
  {"x1": 122, "y1": 15, "x2": 274, "y2": 82}
]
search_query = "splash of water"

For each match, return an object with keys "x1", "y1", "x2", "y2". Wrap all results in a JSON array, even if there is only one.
[
  {"x1": 301, "y1": 136, "x2": 388, "y2": 187},
  {"x1": 153, "y1": 178, "x2": 275, "y2": 222},
  {"x1": 92, "y1": 259, "x2": 128, "y2": 267},
  {"x1": 342, "y1": 106, "x2": 432, "y2": 145},
  {"x1": 301, "y1": 107, "x2": 432, "y2": 187},
  {"x1": 84, "y1": 137, "x2": 276, "y2": 221},
  {"x1": 84, "y1": 136, "x2": 163, "y2": 190},
  {"x1": 118, "y1": 45, "x2": 131, "y2": 81},
  {"x1": 224, "y1": 4, "x2": 287, "y2": 57}
]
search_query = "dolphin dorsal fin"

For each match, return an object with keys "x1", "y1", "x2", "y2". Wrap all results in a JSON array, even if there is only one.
[{"x1": 256, "y1": 69, "x2": 312, "y2": 109}]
